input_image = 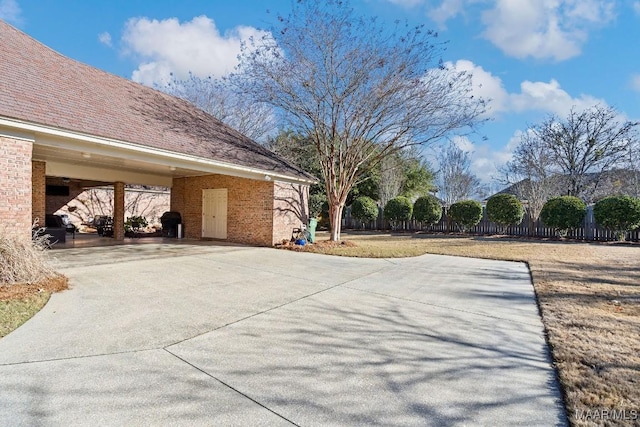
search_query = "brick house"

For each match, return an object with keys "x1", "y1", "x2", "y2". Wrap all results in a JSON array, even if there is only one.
[{"x1": 0, "y1": 20, "x2": 315, "y2": 246}]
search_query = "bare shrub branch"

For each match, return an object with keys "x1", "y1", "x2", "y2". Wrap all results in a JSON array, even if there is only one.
[{"x1": 0, "y1": 225, "x2": 56, "y2": 286}]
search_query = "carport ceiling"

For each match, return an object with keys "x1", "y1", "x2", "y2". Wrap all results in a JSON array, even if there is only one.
[{"x1": 33, "y1": 145, "x2": 201, "y2": 180}]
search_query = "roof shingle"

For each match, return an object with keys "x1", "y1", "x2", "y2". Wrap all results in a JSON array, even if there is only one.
[{"x1": 0, "y1": 20, "x2": 314, "y2": 182}]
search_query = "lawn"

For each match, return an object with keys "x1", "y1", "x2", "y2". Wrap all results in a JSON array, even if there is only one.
[
  {"x1": 301, "y1": 231, "x2": 640, "y2": 427},
  {"x1": 0, "y1": 276, "x2": 68, "y2": 338}
]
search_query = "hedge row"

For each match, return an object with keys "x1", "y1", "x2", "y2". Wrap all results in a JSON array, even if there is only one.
[{"x1": 370, "y1": 194, "x2": 640, "y2": 241}]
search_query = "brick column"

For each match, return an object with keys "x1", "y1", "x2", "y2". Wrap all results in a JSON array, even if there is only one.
[
  {"x1": 0, "y1": 136, "x2": 33, "y2": 240},
  {"x1": 32, "y1": 161, "x2": 46, "y2": 227},
  {"x1": 113, "y1": 181, "x2": 125, "y2": 240}
]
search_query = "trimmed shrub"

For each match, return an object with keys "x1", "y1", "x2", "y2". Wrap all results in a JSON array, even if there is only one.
[
  {"x1": 594, "y1": 195, "x2": 640, "y2": 241},
  {"x1": 351, "y1": 196, "x2": 379, "y2": 225},
  {"x1": 413, "y1": 195, "x2": 443, "y2": 226},
  {"x1": 384, "y1": 196, "x2": 413, "y2": 229},
  {"x1": 486, "y1": 194, "x2": 524, "y2": 229},
  {"x1": 448, "y1": 200, "x2": 483, "y2": 232},
  {"x1": 540, "y1": 196, "x2": 587, "y2": 237}
]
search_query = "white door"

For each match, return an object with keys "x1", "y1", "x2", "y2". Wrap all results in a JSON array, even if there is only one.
[{"x1": 202, "y1": 189, "x2": 228, "y2": 239}]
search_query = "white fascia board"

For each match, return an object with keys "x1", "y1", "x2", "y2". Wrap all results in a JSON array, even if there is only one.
[
  {"x1": 0, "y1": 126, "x2": 35, "y2": 142},
  {"x1": 0, "y1": 117, "x2": 316, "y2": 185}
]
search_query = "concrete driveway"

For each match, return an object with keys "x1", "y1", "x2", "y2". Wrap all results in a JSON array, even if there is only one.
[{"x1": 0, "y1": 243, "x2": 566, "y2": 426}]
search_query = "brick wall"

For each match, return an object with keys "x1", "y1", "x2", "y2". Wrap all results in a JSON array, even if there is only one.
[
  {"x1": 32, "y1": 160, "x2": 46, "y2": 226},
  {"x1": 273, "y1": 181, "x2": 309, "y2": 244},
  {"x1": 0, "y1": 136, "x2": 33, "y2": 240},
  {"x1": 171, "y1": 174, "x2": 277, "y2": 246},
  {"x1": 170, "y1": 177, "x2": 185, "y2": 216}
]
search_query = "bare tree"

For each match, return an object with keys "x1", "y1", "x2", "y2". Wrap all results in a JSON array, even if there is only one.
[
  {"x1": 436, "y1": 142, "x2": 483, "y2": 205},
  {"x1": 623, "y1": 138, "x2": 640, "y2": 198},
  {"x1": 533, "y1": 105, "x2": 638, "y2": 200},
  {"x1": 378, "y1": 155, "x2": 404, "y2": 208},
  {"x1": 500, "y1": 130, "x2": 563, "y2": 230},
  {"x1": 232, "y1": 0, "x2": 485, "y2": 240},
  {"x1": 164, "y1": 73, "x2": 277, "y2": 142}
]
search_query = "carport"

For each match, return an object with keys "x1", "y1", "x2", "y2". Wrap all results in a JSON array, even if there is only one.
[{"x1": 0, "y1": 20, "x2": 315, "y2": 247}]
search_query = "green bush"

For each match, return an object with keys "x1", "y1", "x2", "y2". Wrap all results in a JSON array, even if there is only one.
[
  {"x1": 540, "y1": 196, "x2": 586, "y2": 237},
  {"x1": 351, "y1": 196, "x2": 379, "y2": 224},
  {"x1": 124, "y1": 215, "x2": 148, "y2": 232},
  {"x1": 448, "y1": 200, "x2": 483, "y2": 231},
  {"x1": 413, "y1": 195, "x2": 442, "y2": 226},
  {"x1": 309, "y1": 193, "x2": 327, "y2": 219},
  {"x1": 593, "y1": 195, "x2": 640, "y2": 241},
  {"x1": 384, "y1": 196, "x2": 413, "y2": 228},
  {"x1": 486, "y1": 194, "x2": 524, "y2": 228}
]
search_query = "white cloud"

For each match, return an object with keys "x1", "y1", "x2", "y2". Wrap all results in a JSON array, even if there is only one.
[
  {"x1": 481, "y1": 0, "x2": 615, "y2": 61},
  {"x1": 471, "y1": 131, "x2": 522, "y2": 183},
  {"x1": 446, "y1": 59, "x2": 605, "y2": 117},
  {"x1": 428, "y1": 0, "x2": 466, "y2": 24},
  {"x1": 509, "y1": 79, "x2": 604, "y2": 115},
  {"x1": 0, "y1": 0, "x2": 22, "y2": 25},
  {"x1": 632, "y1": 74, "x2": 640, "y2": 92},
  {"x1": 446, "y1": 135, "x2": 513, "y2": 183},
  {"x1": 121, "y1": 15, "x2": 268, "y2": 86},
  {"x1": 98, "y1": 32, "x2": 112, "y2": 47},
  {"x1": 451, "y1": 135, "x2": 475, "y2": 152},
  {"x1": 471, "y1": 144, "x2": 513, "y2": 182},
  {"x1": 446, "y1": 60, "x2": 509, "y2": 115},
  {"x1": 635, "y1": 1, "x2": 640, "y2": 15},
  {"x1": 385, "y1": 0, "x2": 616, "y2": 61}
]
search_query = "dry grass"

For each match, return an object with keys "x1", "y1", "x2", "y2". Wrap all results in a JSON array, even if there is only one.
[
  {"x1": 297, "y1": 231, "x2": 640, "y2": 426},
  {"x1": 0, "y1": 229, "x2": 55, "y2": 284},
  {"x1": 0, "y1": 230, "x2": 69, "y2": 338}
]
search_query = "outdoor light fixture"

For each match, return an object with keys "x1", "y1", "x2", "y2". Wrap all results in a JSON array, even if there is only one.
[
  {"x1": 264, "y1": 175, "x2": 272, "y2": 181},
  {"x1": 169, "y1": 166, "x2": 177, "y2": 171},
  {"x1": 82, "y1": 152, "x2": 91, "y2": 159}
]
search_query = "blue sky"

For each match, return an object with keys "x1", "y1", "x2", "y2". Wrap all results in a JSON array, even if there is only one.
[{"x1": 2, "y1": 0, "x2": 639, "y2": 188}]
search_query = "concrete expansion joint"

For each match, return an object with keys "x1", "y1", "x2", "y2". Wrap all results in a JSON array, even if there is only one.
[
  {"x1": 162, "y1": 348, "x2": 299, "y2": 426},
  {"x1": 0, "y1": 347, "x2": 159, "y2": 367}
]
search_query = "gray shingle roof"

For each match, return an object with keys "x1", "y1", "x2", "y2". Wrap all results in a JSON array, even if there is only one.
[{"x1": 0, "y1": 20, "x2": 315, "y2": 182}]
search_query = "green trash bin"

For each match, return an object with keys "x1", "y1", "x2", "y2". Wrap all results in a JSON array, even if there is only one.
[{"x1": 308, "y1": 218, "x2": 318, "y2": 243}]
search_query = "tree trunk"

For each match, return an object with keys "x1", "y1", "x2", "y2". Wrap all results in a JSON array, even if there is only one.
[{"x1": 329, "y1": 202, "x2": 344, "y2": 241}]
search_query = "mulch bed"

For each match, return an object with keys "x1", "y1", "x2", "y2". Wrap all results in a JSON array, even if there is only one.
[
  {"x1": 276, "y1": 239, "x2": 358, "y2": 252},
  {"x1": 0, "y1": 275, "x2": 69, "y2": 301}
]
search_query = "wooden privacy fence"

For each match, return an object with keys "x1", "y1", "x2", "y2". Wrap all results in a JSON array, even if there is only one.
[{"x1": 341, "y1": 205, "x2": 640, "y2": 242}]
